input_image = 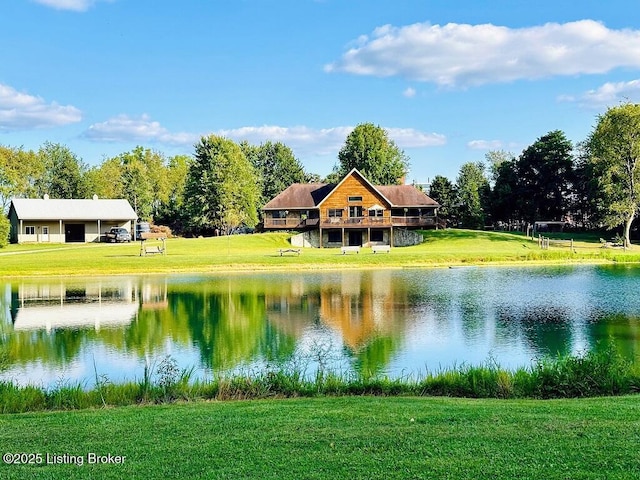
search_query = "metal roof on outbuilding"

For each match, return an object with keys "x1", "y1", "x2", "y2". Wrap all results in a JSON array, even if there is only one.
[{"x1": 10, "y1": 197, "x2": 137, "y2": 220}]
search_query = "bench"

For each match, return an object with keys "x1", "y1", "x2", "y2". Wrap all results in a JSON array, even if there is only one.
[
  {"x1": 143, "y1": 245, "x2": 164, "y2": 255},
  {"x1": 600, "y1": 238, "x2": 623, "y2": 249},
  {"x1": 279, "y1": 248, "x2": 301, "y2": 256},
  {"x1": 341, "y1": 246, "x2": 360, "y2": 255},
  {"x1": 371, "y1": 245, "x2": 391, "y2": 254}
]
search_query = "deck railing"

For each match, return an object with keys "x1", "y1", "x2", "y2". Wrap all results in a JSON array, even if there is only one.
[
  {"x1": 264, "y1": 216, "x2": 438, "y2": 229},
  {"x1": 263, "y1": 218, "x2": 319, "y2": 229}
]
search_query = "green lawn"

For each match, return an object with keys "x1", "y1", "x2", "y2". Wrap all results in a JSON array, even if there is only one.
[
  {"x1": 0, "y1": 229, "x2": 638, "y2": 277},
  {"x1": 2, "y1": 232, "x2": 639, "y2": 478},
  {"x1": 0, "y1": 396, "x2": 638, "y2": 479}
]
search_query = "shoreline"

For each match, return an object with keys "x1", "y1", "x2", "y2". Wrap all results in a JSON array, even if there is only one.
[
  {"x1": 0, "y1": 230, "x2": 637, "y2": 278},
  {"x1": 1, "y1": 256, "x2": 635, "y2": 279}
]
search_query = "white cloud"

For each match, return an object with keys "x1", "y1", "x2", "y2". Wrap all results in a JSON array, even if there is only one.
[
  {"x1": 386, "y1": 128, "x2": 446, "y2": 148},
  {"x1": 31, "y1": 0, "x2": 110, "y2": 12},
  {"x1": 559, "y1": 79, "x2": 640, "y2": 108},
  {"x1": 326, "y1": 20, "x2": 640, "y2": 87},
  {"x1": 216, "y1": 125, "x2": 353, "y2": 156},
  {"x1": 0, "y1": 83, "x2": 82, "y2": 131},
  {"x1": 467, "y1": 140, "x2": 504, "y2": 150},
  {"x1": 218, "y1": 125, "x2": 446, "y2": 153},
  {"x1": 82, "y1": 114, "x2": 197, "y2": 144},
  {"x1": 83, "y1": 116, "x2": 447, "y2": 157},
  {"x1": 403, "y1": 87, "x2": 417, "y2": 98}
]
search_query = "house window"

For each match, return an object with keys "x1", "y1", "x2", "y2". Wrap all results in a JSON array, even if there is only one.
[
  {"x1": 42, "y1": 226, "x2": 49, "y2": 234},
  {"x1": 327, "y1": 230, "x2": 342, "y2": 243},
  {"x1": 272, "y1": 210, "x2": 287, "y2": 219},
  {"x1": 348, "y1": 206, "x2": 363, "y2": 218},
  {"x1": 328, "y1": 209, "x2": 343, "y2": 217},
  {"x1": 25, "y1": 226, "x2": 35, "y2": 235},
  {"x1": 370, "y1": 230, "x2": 384, "y2": 242},
  {"x1": 348, "y1": 196, "x2": 362, "y2": 202},
  {"x1": 368, "y1": 209, "x2": 383, "y2": 217}
]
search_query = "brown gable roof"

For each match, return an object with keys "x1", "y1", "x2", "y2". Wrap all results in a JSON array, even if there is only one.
[
  {"x1": 316, "y1": 168, "x2": 394, "y2": 208},
  {"x1": 262, "y1": 169, "x2": 440, "y2": 210},
  {"x1": 262, "y1": 183, "x2": 335, "y2": 209},
  {"x1": 377, "y1": 185, "x2": 440, "y2": 207}
]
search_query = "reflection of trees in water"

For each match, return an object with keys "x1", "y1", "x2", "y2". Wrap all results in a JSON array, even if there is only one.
[
  {"x1": 98, "y1": 299, "x2": 192, "y2": 358},
  {"x1": 495, "y1": 305, "x2": 573, "y2": 358},
  {"x1": 178, "y1": 289, "x2": 267, "y2": 369},
  {"x1": 586, "y1": 312, "x2": 640, "y2": 361},
  {"x1": 317, "y1": 271, "x2": 408, "y2": 375},
  {"x1": 1, "y1": 279, "x2": 138, "y2": 367},
  {"x1": 0, "y1": 329, "x2": 87, "y2": 368},
  {"x1": 348, "y1": 335, "x2": 400, "y2": 378}
]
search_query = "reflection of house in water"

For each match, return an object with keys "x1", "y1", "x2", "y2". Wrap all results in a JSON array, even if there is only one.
[
  {"x1": 140, "y1": 279, "x2": 169, "y2": 310},
  {"x1": 264, "y1": 277, "x2": 321, "y2": 338},
  {"x1": 319, "y1": 271, "x2": 402, "y2": 351},
  {"x1": 264, "y1": 271, "x2": 405, "y2": 352},
  {"x1": 11, "y1": 279, "x2": 140, "y2": 332}
]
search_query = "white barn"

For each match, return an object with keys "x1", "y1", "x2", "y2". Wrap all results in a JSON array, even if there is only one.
[{"x1": 8, "y1": 195, "x2": 138, "y2": 244}]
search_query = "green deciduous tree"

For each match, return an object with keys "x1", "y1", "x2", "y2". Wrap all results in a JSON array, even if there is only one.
[
  {"x1": 240, "y1": 141, "x2": 306, "y2": 207},
  {"x1": 0, "y1": 145, "x2": 43, "y2": 211},
  {"x1": 36, "y1": 142, "x2": 89, "y2": 199},
  {"x1": 0, "y1": 215, "x2": 9, "y2": 247},
  {"x1": 456, "y1": 162, "x2": 490, "y2": 229},
  {"x1": 490, "y1": 158, "x2": 520, "y2": 223},
  {"x1": 429, "y1": 175, "x2": 457, "y2": 224},
  {"x1": 586, "y1": 103, "x2": 640, "y2": 247},
  {"x1": 118, "y1": 147, "x2": 168, "y2": 220},
  {"x1": 485, "y1": 150, "x2": 515, "y2": 185},
  {"x1": 155, "y1": 154, "x2": 192, "y2": 233},
  {"x1": 88, "y1": 146, "x2": 170, "y2": 221},
  {"x1": 84, "y1": 159, "x2": 125, "y2": 200},
  {"x1": 517, "y1": 130, "x2": 574, "y2": 222},
  {"x1": 185, "y1": 135, "x2": 260, "y2": 235},
  {"x1": 335, "y1": 123, "x2": 409, "y2": 184}
]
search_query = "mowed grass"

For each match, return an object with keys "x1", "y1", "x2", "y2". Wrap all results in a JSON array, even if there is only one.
[
  {"x1": 1, "y1": 396, "x2": 639, "y2": 480},
  {"x1": 0, "y1": 229, "x2": 638, "y2": 276}
]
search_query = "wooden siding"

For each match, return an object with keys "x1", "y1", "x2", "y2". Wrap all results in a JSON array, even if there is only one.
[{"x1": 320, "y1": 174, "x2": 391, "y2": 222}]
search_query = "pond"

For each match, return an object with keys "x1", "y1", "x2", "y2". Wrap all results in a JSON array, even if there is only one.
[{"x1": 1, "y1": 265, "x2": 640, "y2": 388}]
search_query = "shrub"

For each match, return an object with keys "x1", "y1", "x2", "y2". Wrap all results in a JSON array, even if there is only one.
[
  {"x1": 151, "y1": 224, "x2": 173, "y2": 238},
  {"x1": 0, "y1": 215, "x2": 9, "y2": 248}
]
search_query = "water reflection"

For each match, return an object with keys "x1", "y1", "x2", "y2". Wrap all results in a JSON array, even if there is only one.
[{"x1": 1, "y1": 266, "x2": 640, "y2": 388}]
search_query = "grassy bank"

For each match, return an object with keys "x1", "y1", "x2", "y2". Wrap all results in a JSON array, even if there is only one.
[
  {"x1": 0, "y1": 229, "x2": 639, "y2": 276},
  {"x1": 1, "y1": 395, "x2": 639, "y2": 479},
  {"x1": 1, "y1": 349, "x2": 638, "y2": 414}
]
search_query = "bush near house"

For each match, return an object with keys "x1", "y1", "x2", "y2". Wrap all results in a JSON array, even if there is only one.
[
  {"x1": 151, "y1": 224, "x2": 173, "y2": 238},
  {"x1": 0, "y1": 215, "x2": 9, "y2": 248}
]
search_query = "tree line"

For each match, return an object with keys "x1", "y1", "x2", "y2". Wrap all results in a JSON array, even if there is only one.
[
  {"x1": 429, "y1": 103, "x2": 640, "y2": 247},
  {"x1": 0, "y1": 122, "x2": 408, "y2": 245},
  {"x1": 1, "y1": 104, "x2": 640, "y2": 247}
]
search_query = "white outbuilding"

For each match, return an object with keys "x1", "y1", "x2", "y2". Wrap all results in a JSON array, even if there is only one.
[{"x1": 8, "y1": 195, "x2": 138, "y2": 244}]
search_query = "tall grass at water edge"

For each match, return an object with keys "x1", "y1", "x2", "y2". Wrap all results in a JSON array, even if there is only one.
[{"x1": 0, "y1": 348, "x2": 638, "y2": 414}]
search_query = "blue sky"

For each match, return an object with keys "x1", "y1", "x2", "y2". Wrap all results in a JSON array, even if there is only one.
[{"x1": 2, "y1": 0, "x2": 640, "y2": 184}]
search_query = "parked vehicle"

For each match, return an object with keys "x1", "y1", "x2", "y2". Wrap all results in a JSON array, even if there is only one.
[
  {"x1": 105, "y1": 227, "x2": 131, "y2": 243},
  {"x1": 135, "y1": 221, "x2": 151, "y2": 240}
]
